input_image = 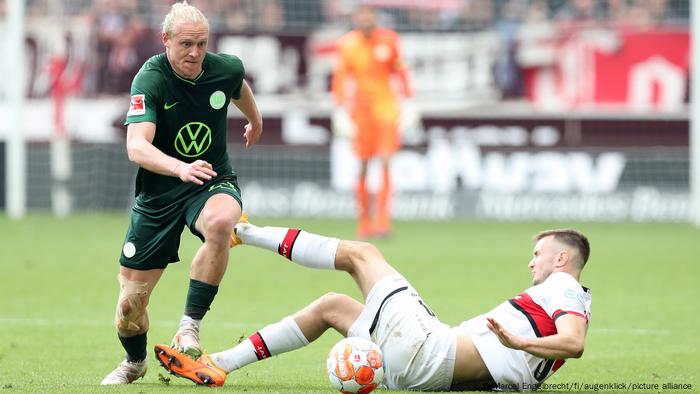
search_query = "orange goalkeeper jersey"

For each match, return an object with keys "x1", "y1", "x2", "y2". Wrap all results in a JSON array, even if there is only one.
[{"x1": 332, "y1": 27, "x2": 412, "y2": 124}]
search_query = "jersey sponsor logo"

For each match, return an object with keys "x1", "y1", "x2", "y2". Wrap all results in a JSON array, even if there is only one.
[
  {"x1": 163, "y1": 101, "x2": 180, "y2": 110},
  {"x1": 210, "y1": 90, "x2": 226, "y2": 110},
  {"x1": 564, "y1": 289, "x2": 586, "y2": 304},
  {"x1": 127, "y1": 94, "x2": 145, "y2": 116},
  {"x1": 174, "y1": 122, "x2": 212, "y2": 157}
]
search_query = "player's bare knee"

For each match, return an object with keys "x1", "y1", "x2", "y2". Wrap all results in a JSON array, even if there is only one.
[
  {"x1": 115, "y1": 274, "x2": 149, "y2": 337},
  {"x1": 317, "y1": 292, "x2": 354, "y2": 325},
  {"x1": 314, "y1": 292, "x2": 341, "y2": 313},
  {"x1": 202, "y1": 214, "x2": 236, "y2": 245},
  {"x1": 350, "y1": 242, "x2": 383, "y2": 267}
]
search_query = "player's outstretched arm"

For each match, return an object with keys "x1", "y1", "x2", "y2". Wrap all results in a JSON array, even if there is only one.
[
  {"x1": 487, "y1": 315, "x2": 586, "y2": 360},
  {"x1": 126, "y1": 122, "x2": 216, "y2": 185},
  {"x1": 231, "y1": 80, "x2": 263, "y2": 148}
]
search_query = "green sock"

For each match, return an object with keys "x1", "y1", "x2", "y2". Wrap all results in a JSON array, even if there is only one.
[
  {"x1": 184, "y1": 279, "x2": 219, "y2": 320},
  {"x1": 118, "y1": 332, "x2": 147, "y2": 362}
]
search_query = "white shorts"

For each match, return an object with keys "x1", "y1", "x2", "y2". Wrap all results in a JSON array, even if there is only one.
[
  {"x1": 348, "y1": 274, "x2": 456, "y2": 391},
  {"x1": 457, "y1": 315, "x2": 536, "y2": 391}
]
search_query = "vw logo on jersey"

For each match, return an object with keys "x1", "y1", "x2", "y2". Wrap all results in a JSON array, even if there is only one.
[
  {"x1": 175, "y1": 122, "x2": 212, "y2": 157},
  {"x1": 210, "y1": 90, "x2": 226, "y2": 110}
]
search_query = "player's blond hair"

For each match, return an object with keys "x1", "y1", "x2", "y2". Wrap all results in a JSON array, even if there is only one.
[
  {"x1": 534, "y1": 229, "x2": 590, "y2": 268},
  {"x1": 162, "y1": 1, "x2": 209, "y2": 37}
]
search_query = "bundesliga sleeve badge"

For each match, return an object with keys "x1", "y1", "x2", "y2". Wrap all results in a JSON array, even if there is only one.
[{"x1": 127, "y1": 94, "x2": 146, "y2": 116}]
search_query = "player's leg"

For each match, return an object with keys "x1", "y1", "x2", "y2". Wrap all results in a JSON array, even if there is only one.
[
  {"x1": 103, "y1": 204, "x2": 182, "y2": 385},
  {"x1": 374, "y1": 121, "x2": 400, "y2": 237},
  {"x1": 353, "y1": 114, "x2": 374, "y2": 239},
  {"x1": 155, "y1": 292, "x2": 364, "y2": 385},
  {"x1": 216, "y1": 292, "x2": 363, "y2": 371},
  {"x1": 334, "y1": 240, "x2": 398, "y2": 297},
  {"x1": 375, "y1": 153, "x2": 392, "y2": 237},
  {"x1": 233, "y1": 223, "x2": 398, "y2": 298},
  {"x1": 101, "y1": 267, "x2": 164, "y2": 385},
  {"x1": 176, "y1": 189, "x2": 241, "y2": 358},
  {"x1": 356, "y1": 159, "x2": 372, "y2": 238}
]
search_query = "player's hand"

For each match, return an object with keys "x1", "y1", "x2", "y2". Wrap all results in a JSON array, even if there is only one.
[
  {"x1": 174, "y1": 160, "x2": 217, "y2": 185},
  {"x1": 243, "y1": 122, "x2": 262, "y2": 148},
  {"x1": 487, "y1": 316, "x2": 527, "y2": 350}
]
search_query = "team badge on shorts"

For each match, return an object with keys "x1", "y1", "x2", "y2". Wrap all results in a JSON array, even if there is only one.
[{"x1": 123, "y1": 242, "x2": 136, "y2": 258}]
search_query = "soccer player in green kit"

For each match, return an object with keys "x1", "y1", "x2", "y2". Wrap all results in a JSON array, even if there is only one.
[{"x1": 101, "y1": 1, "x2": 263, "y2": 385}]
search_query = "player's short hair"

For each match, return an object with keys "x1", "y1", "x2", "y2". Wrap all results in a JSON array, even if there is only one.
[
  {"x1": 162, "y1": 1, "x2": 209, "y2": 37},
  {"x1": 534, "y1": 229, "x2": 590, "y2": 268},
  {"x1": 355, "y1": 4, "x2": 376, "y2": 14}
]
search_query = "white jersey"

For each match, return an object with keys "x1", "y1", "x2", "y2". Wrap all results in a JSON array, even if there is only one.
[{"x1": 458, "y1": 272, "x2": 591, "y2": 391}]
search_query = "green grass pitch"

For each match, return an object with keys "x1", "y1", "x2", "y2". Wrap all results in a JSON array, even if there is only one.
[{"x1": 0, "y1": 214, "x2": 698, "y2": 393}]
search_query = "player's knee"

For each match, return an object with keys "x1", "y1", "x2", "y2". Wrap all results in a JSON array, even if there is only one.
[
  {"x1": 315, "y1": 292, "x2": 344, "y2": 313},
  {"x1": 202, "y1": 213, "x2": 236, "y2": 244},
  {"x1": 350, "y1": 242, "x2": 383, "y2": 266},
  {"x1": 316, "y1": 292, "x2": 354, "y2": 324},
  {"x1": 115, "y1": 275, "x2": 149, "y2": 336}
]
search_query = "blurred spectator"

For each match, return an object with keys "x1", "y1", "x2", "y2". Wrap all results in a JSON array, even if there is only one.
[
  {"x1": 257, "y1": 0, "x2": 285, "y2": 32},
  {"x1": 89, "y1": 0, "x2": 160, "y2": 94},
  {"x1": 527, "y1": 0, "x2": 550, "y2": 22},
  {"x1": 459, "y1": 0, "x2": 496, "y2": 31},
  {"x1": 555, "y1": 0, "x2": 606, "y2": 26},
  {"x1": 282, "y1": 0, "x2": 323, "y2": 32},
  {"x1": 220, "y1": 0, "x2": 255, "y2": 32},
  {"x1": 15, "y1": 0, "x2": 691, "y2": 97},
  {"x1": 494, "y1": 0, "x2": 528, "y2": 98},
  {"x1": 623, "y1": 0, "x2": 686, "y2": 28},
  {"x1": 406, "y1": 7, "x2": 440, "y2": 31},
  {"x1": 604, "y1": 0, "x2": 632, "y2": 25}
]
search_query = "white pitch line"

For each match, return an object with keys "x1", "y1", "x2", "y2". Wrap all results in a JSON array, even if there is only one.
[
  {"x1": 1, "y1": 317, "x2": 673, "y2": 336},
  {"x1": 0, "y1": 316, "x2": 261, "y2": 330},
  {"x1": 590, "y1": 327, "x2": 671, "y2": 335}
]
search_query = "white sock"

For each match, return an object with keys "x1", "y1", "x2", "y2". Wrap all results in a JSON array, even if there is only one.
[
  {"x1": 211, "y1": 316, "x2": 309, "y2": 373},
  {"x1": 179, "y1": 315, "x2": 201, "y2": 332},
  {"x1": 236, "y1": 224, "x2": 339, "y2": 270}
]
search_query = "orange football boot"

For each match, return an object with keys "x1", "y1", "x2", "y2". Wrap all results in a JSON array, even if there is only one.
[
  {"x1": 229, "y1": 212, "x2": 249, "y2": 248},
  {"x1": 154, "y1": 344, "x2": 227, "y2": 387}
]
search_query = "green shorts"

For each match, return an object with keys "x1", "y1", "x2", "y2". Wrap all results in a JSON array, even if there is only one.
[{"x1": 119, "y1": 176, "x2": 242, "y2": 270}]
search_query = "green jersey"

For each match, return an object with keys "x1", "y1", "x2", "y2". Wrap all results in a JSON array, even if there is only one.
[{"x1": 125, "y1": 52, "x2": 245, "y2": 206}]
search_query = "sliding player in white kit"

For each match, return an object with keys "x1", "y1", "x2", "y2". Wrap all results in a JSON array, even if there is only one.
[{"x1": 155, "y1": 222, "x2": 591, "y2": 391}]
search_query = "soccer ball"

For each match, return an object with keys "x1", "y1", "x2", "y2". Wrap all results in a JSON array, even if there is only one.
[{"x1": 326, "y1": 337, "x2": 384, "y2": 394}]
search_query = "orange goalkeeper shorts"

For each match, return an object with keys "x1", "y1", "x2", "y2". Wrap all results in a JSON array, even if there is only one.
[{"x1": 352, "y1": 115, "x2": 400, "y2": 160}]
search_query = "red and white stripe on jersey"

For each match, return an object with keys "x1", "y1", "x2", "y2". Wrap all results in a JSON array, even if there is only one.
[
  {"x1": 508, "y1": 292, "x2": 558, "y2": 337},
  {"x1": 250, "y1": 332, "x2": 271, "y2": 360},
  {"x1": 278, "y1": 228, "x2": 301, "y2": 260},
  {"x1": 552, "y1": 308, "x2": 587, "y2": 322},
  {"x1": 462, "y1": 272, "x2": 591, "y2": 387}
]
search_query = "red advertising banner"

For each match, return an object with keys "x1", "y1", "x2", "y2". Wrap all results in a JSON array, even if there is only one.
[{"x1": 522, "y1": 28, "x2": 689, "y2": 111}]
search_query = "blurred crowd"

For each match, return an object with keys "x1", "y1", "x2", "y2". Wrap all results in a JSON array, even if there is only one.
[
  {"x1": 0, "y1": 0, "x2": 690, "y2": 97},
  {"x1": 15, "y1": 0, "x2": 689, "y2": 33}
]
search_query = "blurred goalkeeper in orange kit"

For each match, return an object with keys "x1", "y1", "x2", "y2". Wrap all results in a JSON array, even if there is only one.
[{"x1": 332, "y1": 5, "x2": 413, "y2": 239}]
